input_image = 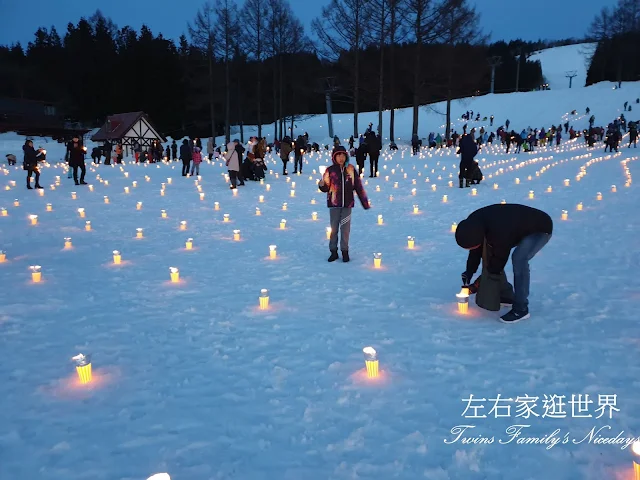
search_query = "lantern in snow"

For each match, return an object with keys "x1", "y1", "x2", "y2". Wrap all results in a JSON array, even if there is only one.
[
  {"x1": 88, "y1": 184, "x2": 93, "y2": 191},
  {"x1": 326, "y1": 227, "x2": 331, "y2": 239},
  {"x1": 215, "y1": 202, "x2": 220, "y2": 211},
  {"x1": 529, "y1": 190, "x2": 534, "y2": 199},
  {"x1": 259, "y1": 289, "x2": 270, "y2": 310},
  {"x1": 180, "y1": 220, "x2": 187, "y2": 230},
  {"x1": 132, "y1": 181, "x2": 137, "y2": 188},
  {"x1": 411, "y1": 188, "x2": 417, "y2": 196},
  {"x1": 515, "y1": 178, "x2": 520, "y2": 185},
  {"x1": 223, "y1": 214, "x2": 229, "y2": 222},
  {"x1": 280, "y1": 219, "x2": 287, "y2": 230},
  {"x1": 363, "y1": 347, "x2": 379, "y2": 379},
  {"x1": 104, "y1": 196, "x2": 110, "y2": 204},
  {"x1": 124, "y1": 186, "x2": 129, "y2": 194},
  {"x1": 169, "y1": 267, "x2": 179, "y2": 283},
  {"x1": 0, "y1": 250, "x2": 5, "y2": 263},
  {"x1": 394, "y1": 182, "x2": 398, "y2": 189},
  {"x1": 413, "y1": 205, "x2": 419, "y2": 214},
  {"x1": 501, "y1": 199, "x2": 507, "y2": 204},
  {"x1": 161, "y1": 210, "x2": 167, "y2": 218},
  {"x1": 596, "y1": 192, "x2": 602, "y2": 201},
  {"x1": 451, "y1": 222, "x2": 457, "y2": 233},
  {"x1": 259, "y1": 195, "x2": 264, "y2": 203},
  {"x1": 64, "y1": 237, "x2": 72, "y2": 249},
  {"x1": 375, "y1": 185, "x2": 380, "y2": 192},
  {"x1": 431, "y1": 184, "x2": 437, "y2": 191},
  {"x1": 255, "y1": 207, "x2": 261, "y2": 216},
  {"x1": 185, "y1": 238, "x2": 193, "y2": 250},
  {"x1": 167, "y1": 177, "x2": 172, "y2": 184},
  {"x1": 137, "y1": 202, "x2": 142, "y2": 210},
  {"x1": 136, "y1": 228, "x2": 143, "y2": 239},
  {"x1": 160, "y1": 189, "x2": 165, "y2": 196},
  {"x1": 561, "y1": 210, "x2": 568, "y2": 221},
  {"x1": 1, "y1": 208, "x2": 7, "y2": 216},
  {"x1": 85, "y1": 221, "x2": 91, "y2": 231},
  {"x1": 493, "y1": 183, "x2": 498, "y2": 190},
  {"x1": 13, "y1": 199, "x2": 19, "y2": 207},
  {"x1": 113, "y1": 250, "x2": 121, "y2": 264},
  {"x1": 377, "y1": 215, "x2": 383, "y2": 225},
  {"x1": 546, "y1": 186, "x2": 552, "y2": 193},
  {"x1": 29, "y1": 214, "x2": 38, "y2": 225},
  {"x1": 71, "y1": 191, "x2": 77, "y2": 200},
  {"x1": 311, "y1": 198, "x2": 316, "y2": 205},
  {"x1": 290, "y1": 189, "x2": 295, "y2": 197},
  {"x1": 577, "y1": 202, "x2": 583, "y2": 211},
  {"x1": 311, "y1": 211, "x2": 318, "y2": 221},
  {"x1": 471, "y1": 188, "x2": 477, "y2": 196},
  {"x1": 78, "y1": 208, "x2": 85, "y2": 218},
  {"x1": 232, "y1": 188, "x2": 238, "y2": 196},
  {"x1": 611, "y1": 185, "x2": 617, "y2": 193},
  {"x1": 72, "y1": 353, "x2": 92, "y2": 384},
  {"x1": 442, "y1": 195, "x2": 448, "y2": 203},
  {"x1": 233, "y1": 230, "x2": 240, "y2": 241},
  {"x1": 38, "y1": 188, "x2": 44, "y2": 196},
  {"x1": 456, "y1": 289, "x2": 470, "y2": 314},
  {"x1": 564, "y1": 179, "x2": 570, "y2": 186},
  {"x1": 389, "y1": 195, "x2": 394, "y2": 202},
  {"x1": 407, "y1": 236, "x2": 415, "y2": 249},
  {"x1": 269, "y1": 245, "x2": 277, "y2": 259},
  {"x1": 373, "y1": 252, "x2": 382, "y2": 269},
  {"x1": 282, "y1": 202, "x2": 288, "y2": 211},
  {"x1": 266, "y1": 184, "x2": 271, "y2": 191},
  {"x1": 30, "y1": 265, "x2": 42, "y2": 283}
]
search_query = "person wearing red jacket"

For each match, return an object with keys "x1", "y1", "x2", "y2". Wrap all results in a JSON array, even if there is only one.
[{"x1": 318, "y1": 146, "x2": 370, "y2": 263}]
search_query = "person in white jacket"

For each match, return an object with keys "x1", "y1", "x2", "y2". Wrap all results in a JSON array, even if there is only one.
[{"x1": 224, "y1": 140, "x2": 242, "y2": 189}]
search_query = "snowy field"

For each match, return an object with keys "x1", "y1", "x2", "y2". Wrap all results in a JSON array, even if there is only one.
[
  {"x1": 1, "y1": 128, "x2": 640, "y2": 480},
  {"x1": 529, "y1": 43, "x2": 595, "y2": 90}
]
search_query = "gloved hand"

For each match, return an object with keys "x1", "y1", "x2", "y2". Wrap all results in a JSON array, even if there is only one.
[{"x1": 461, "y1": 272, "x2": 471, "y2": 286}]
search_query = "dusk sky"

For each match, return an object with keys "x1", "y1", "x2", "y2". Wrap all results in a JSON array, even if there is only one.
[{"x1": 0, "y1": 0, "x2": 612, "y2": 47}]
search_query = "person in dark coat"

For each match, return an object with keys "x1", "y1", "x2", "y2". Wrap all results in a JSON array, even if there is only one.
[
  {"x1": 280, "y1": 136, "x2": 293, "y2": 175},
  {"x1": 355, "y1": 144, "x2": 367, "y2": 176},
  {"x1": 67, "y1": 135, "x2": 87, "y2": 185},
  {"x1": 457, "y1": 133, "x2": 477, "y2": 188},
  {"x1": 103, "y1": 140, "x2": 112, "y2": 164},
  {"x1": 294, "y1": 134, "x2": 306, "y2": 174},
  {"x1": 165, "y1": 145, "x2": 171, "y2": 161},
  {"x1": 171, "y1": 140, "x2": 178, "y2": 160},
  {"x1": 179, "y1": 139, "x2": 192, "y2": 176},
  {"x1": 366, "y1": 132, "x2": 381, "y2": 178},
  {"x1": 455, "y1": 204, "x2": 553, "y2": 323},
  {"x1": 23, "y1": 139, "x2": 45, "y2": 189},
  {"x1": 91, "y1": 146, "x2": 101, "y2": 164}
]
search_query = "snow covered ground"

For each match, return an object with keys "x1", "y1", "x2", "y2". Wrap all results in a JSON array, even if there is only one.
[
  {"x1": 1, "y1": 118, "x2": 640, "y2": 479},
  {"x1": 530, "y1": 43, "x2": 596, "y2": 90}
]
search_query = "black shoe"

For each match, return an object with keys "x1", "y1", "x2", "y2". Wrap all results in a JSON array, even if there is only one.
[
  {"x1": 499, "y1": 309, "x2": 530, "y2": 324},
  {"x1": 459, "y1": 179, "x2": 464, "y2": 188},
  {"x1": 27, "y1": 184, "x2": 33, "y2": 189},
  {"x1": 80, "y1": 181, "x2": 88, "y2": 185},
  {"x1": 35, "y1": 185, "x2": 43, "y2": 189},
  {"x1": 283, "y1": 172, "x2": 288, "y2": 175},
  {"x1": 239, "y1": 182, "x2": 245, "y2": 186},
  {"x1": 328, "y1": 251, "x2": 339, "y2": 262},
  {"x1": 229, "y1": 185, "x2": 236, "y2": 189},
  {"x1": 342, "y1": 250, "x2": 350, "y2": 262},
  {"x1": 369, "y1": 175, "x2": 374, "y2": 178},
  {"x1": 75, "y1": 181, "x2": 79, "y2": 185}
]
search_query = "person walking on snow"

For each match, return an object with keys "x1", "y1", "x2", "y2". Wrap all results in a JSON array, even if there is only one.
[
  {"x1": 224, "y1": 140, "x2": 243, "y2": 189},
  {"x1": 455, "y1": 204, "x2": 553, "y2": 323},
  {"x1": 179, "y1": 139, "x2": 192, "y2": 176},
  {"x1": 207, "y1": 138, "x2": 215, "y2": 161},
  {"x1": 171, "y1": 140, "x2": 178, "y2": 161},
  {"x1": 458, "y1": 133, "x2": 477, "y2": 188},
  {"x1": 191, "y1": 146, "x2": 203, "y2": 176},
  {"x1": 67, "y1": 135, "x2": 87, "y2": 185},
  {"x1": 280, "y1": 136, "x2": 293, "y2": 175},
  {"x1": 318, "y1": 146, "x2": 370, "y2": 263},
  {"x1": 23, "y1": 139, "x2": 45, "y2": 189}
]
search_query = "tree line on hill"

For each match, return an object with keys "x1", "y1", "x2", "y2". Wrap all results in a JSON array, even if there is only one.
[{"x1": 1, "y1": 0, "x2": 578, "y2": 143}]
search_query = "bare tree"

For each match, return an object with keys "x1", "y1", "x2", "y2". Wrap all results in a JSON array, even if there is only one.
[
  {"x1": 312, "y1": 0, "x2": 372, "y2": 137},
  {"x1": 242, "y1": 0, "x2": 268, "y2": 137},
  {"x1": 387, "y1": 0, "x2": 409, "y2": 141},
  {"x1": 188, "y1": 2, "x2": 217, "y2": 140},
  {"x1": 215, "y1": 0, "x2": 239, "y2": 144}
]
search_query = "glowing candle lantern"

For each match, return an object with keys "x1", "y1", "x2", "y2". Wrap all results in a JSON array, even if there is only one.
[
  {"x1": 394, "y1": 182, "x2": 398, "y2": 188},
  {"x1": 185, "y1": 238, "x2": 193, "y2": 250},
  {"x1": 232, "y1": 188, "x2": 238, "y2": 197},
  {"x1": 493, "y1": 183, "x2": 498, "y2": 190},
  {"x1": 266, "y1": 184, "x2": 271, "y2": 191},
  {"x1": 373, "y1": 252, "x2": 382, "y2": 269},
  {"x1": 233, "y1": 230, "x2": 240, "y2": 241},
  {"x1": 407, "y1": 236, "x2": 415, "y2": 249},
  {"x1": 546, "y1": 186, "x2": 552, "y2": 193},
  {"x1": 180, "y1": 220, "x2": 187, "y2": 230},
  {"x1": 85, "y1": 221, "x2": 91, "y2": 231},
  {"x1": 290, "y1": 189, "x2": 295, "y2": 197},
  {"x1": 501, "y1": 199, "x2": 506, "y2": 204},
  {"x1": 124, "y1": 172, "x2": 129, "y2": 178},
  {"x1": 1, "y1": 208, "x2": 7, "y2": 216},
  {"x1": 29, "y1": 214, "x2": 38, "y2": 225},
  {"x1": 596, "y1": 192, "x2": 602, "y2": 201},
  {"x1": 167, "y1": 177, "x2": 172, "y2": 184},
  {"x1": 259, "y1": 195, "x2": 264, "y2": 203},
  {"x1": 215, "y1": 202, "x2": 220, "y2": 211},
  {"x1": 64, "y1": 237, "x2": 72, "y2": 249},
  {"x1": 104, "y1": 180, "x2": 109, "y2": 186},
  {"x1": 136, "y1": 228, "x2": 144, "y2": 239},
  {"x1": 38, "y1": 188, "x2": 44, "y2": 196},
  {"x1": 259, "y1": 289, "x2": 270, "y2": 309},
  {"x1": 561, "y1": 210, "x2": 568, "y2": 221},
  {"x1": 377, "y1": 214, "x2": 383, "y2": 225},
  {"x1": 528, "y1": 190, "x2": 534, "y2": 199},
  {"x1": 632, "y1": 441, "x2": 640, "y2": 480},
  {"x1": 442, "y1": 195, "x2": 448, "y2": 203},
  {"x1": 312, "y1": 211, "x2": 318, "y2": 221},
  {"x1": 515, "y1": 178, "x2": 520, "y2": 185},
  {"x1": 72, "y1": 353, "x2": 92, "y2": 384},
  {"x1": 160, "y1": 189, "x2": 165, "y2": 196},
  {"x1": 169, "y1": 267, "x2": 179, "y2": 283},
  {"x1": 389, "y1": 195, "x2": 394, "y2": 202},
  {"x1": 451, "y1": 222, "x2": 457, "y2": 233},
  {"x1": 411, "y1": 188, "x2": 417, "y2": 196},
  {"x1": 132, "y1": 181, "x2": 137, "y2": 188},
  {"x1": 577, "y1": 202, "x2": 583, "y2": 211},
  {"x1": 0, "y1": 250, "x2": 5, "y2": 263},
  {"x1": 104, "y1": 196, "x2": 110, "y2": 204},
  {"x1": 14, "y1": 199, "x2": 19, "y2": 207},
  {"x1": 269, "y1": 245, "x2": 277, "y2": 259},
  {"x1": 375, "y1": 185, "x2": 380, "y2": 192},
  {"x1": 564, "y1": 179, "x2": 570, "y2": 186},
  {"x1": 363, "y1": 347, "x2": 379, "y2": 379},
  {"x1": 456, "y1": 289, "x2": 470, "y2": 314},
  {"x1": 30, "y1": 265, "x2": 42, "y2": 283},
  {"x1": 124, "y1": 186, "x2": 130, "y2": 194},
  {"x1": 78, "y1": 208, "x2": 85, "y2": 218},
  {"x1": 431, "y1": 184, "x2": 437, "y2": 191},
  {"x1": 255, "y1": 207, "x2": 261, "y2": 216},
  {"x1": 311, "y1": 198, "x2": 316, "y2": 205},
  {"x1": 161, "y1": 210, "x2": 167, "y2": 218},
  {"x1": 282, "y1": 202, "x2": 288, "y2": 211},
  {"x1": 113, "y1": 250, "x2": 121, "y2": 264},
  {"x1": 471, "y1": 188, "x2": 477, "y2": 196},
  {"x1": 280, "y1": 219, "x2": 287, "y2": 230},
  {"x1": 326, "y1": 227, "x2": 331, "y2": 239},
  {"x1": 413, "y1": 205, "x2": 419, "y2": 214},
  {"x1": 611, "y1": 185, "x2": 617, "y2": 193},
  {"x1": 71, "y1": 192, "x2": 77, "y2": 200},
  {"x1": 222, "y1": 214, "x2": 230, "y2": 223},
  {"x1": 136, "y1": 201, "x2": 143, "y2": 210}
]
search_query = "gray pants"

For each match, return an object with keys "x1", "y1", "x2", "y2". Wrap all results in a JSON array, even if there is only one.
[{"x1": 329, "y1": 207, "x2": 352, "y2": 252}]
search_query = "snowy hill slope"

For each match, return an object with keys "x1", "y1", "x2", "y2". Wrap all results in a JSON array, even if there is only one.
[{"x1": 529, "y1": 43, "x2": 596, "y2": 90}]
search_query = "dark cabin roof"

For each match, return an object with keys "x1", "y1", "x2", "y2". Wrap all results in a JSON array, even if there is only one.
[{"x1": 91, "y1": 112, "x2": 165, "y2": 142}]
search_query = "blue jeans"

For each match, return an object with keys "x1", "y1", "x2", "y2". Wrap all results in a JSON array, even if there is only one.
[{"x1": 512, "y1": 233, "x2": 551, "y2": 312}]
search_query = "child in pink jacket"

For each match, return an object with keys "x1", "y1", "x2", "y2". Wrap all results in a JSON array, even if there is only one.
[{"x1": 191, "y1": 146, "x2": 203, "y2": 176}]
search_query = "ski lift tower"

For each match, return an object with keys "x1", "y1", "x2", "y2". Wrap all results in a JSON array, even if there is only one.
[
  {"x1": 323, "y1": 77, "x2": 337, "y2": 139},
  {"x1": 488, "y1": 56, "x2": 502, "y2": 94},
  {"x1": 565, "y1": 70, "x2": 578, "y2": 88}
]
